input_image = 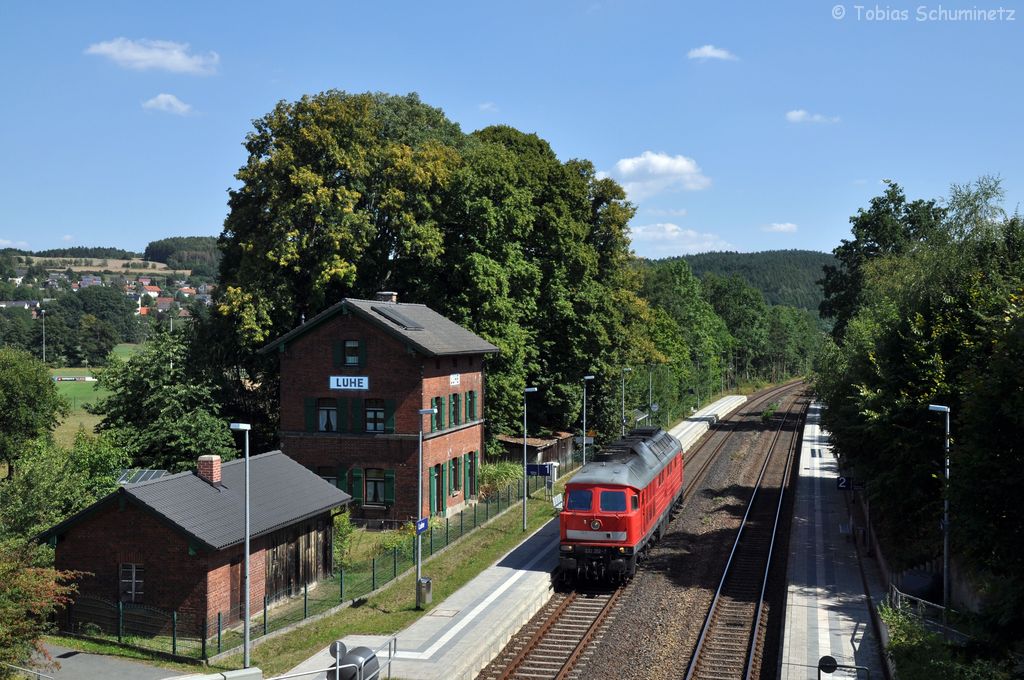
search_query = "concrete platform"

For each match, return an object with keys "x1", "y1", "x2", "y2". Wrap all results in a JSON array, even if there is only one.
[
  {"x1": 283, "y1": 395, "x2": 749, "y2": 680},
  {"x1": 779, "y1": 402, "x2": 887, "y2": 679}
]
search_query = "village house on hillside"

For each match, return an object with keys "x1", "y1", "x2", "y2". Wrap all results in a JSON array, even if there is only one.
[
  {"x1": 260, "y1": 292, "x2": 498, "y2": 524},
  {"x1": 39, "y1": 452, "x2": 350, "y2": 630}
]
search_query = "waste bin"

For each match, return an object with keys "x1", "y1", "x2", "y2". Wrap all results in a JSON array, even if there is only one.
[{"x1": 417, "y1": 577, "x2": 432, "y2": 607}]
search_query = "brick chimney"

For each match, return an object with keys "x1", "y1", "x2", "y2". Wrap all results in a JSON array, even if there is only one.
[
  {"x1": 197, "y1": 455, "x2": 221, "y2": 485},
  {"x1": 375, "y1": 291, "x2": 398, "y2": 303}
]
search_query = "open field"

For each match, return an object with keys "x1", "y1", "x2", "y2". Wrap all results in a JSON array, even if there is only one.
[
  {"x1": 49, "y1": 344, "x2": 140, "y2": 445},
  {"x1": 15, "y1": 255, "x2": 190, "y2": 276}
]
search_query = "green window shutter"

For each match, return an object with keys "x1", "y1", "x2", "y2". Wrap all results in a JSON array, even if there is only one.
[
  {"x1": 473, "y1": 450, "x2": 479, "y2": 496},
  {"x1": 440, "y1": 395, "x2": 447, "y2": 429},
  {"x1": 358, "y1": 340, "x2": 367, "y2": 368},
  {"x1": 429, "y1": 466, "x2": 437, "y2": 514},
  {"x1": 336, "y1": 397, "x2": 348, "y2": 432},
  {"x1": 464, "y1": 453, "x2": 470, "y2": 494},
  {"x1": 351, "y1": 467, "x2": 364, "y2": 503},
  {"x1": 304, "y1": 398, "x2": 316, "y2": 432},
  {"x1": 351, "y1": 398, "x2": 364, "y2": 433},
  {"x1": 470, "y1": 391, "x2": 477, "y2": 420},
  {"x1": 332, "y1": 341, "x2": 343, "y2": 368},
  {"x1": 441, "y1": 463, "x2": 448, "y2": 504},
  {"x1": 384, "y1": 469, "x2": 396, "y2": 505},
  {"x1": 465, "y1": 391, "x2": 471, "y2": 422},
  {"x1": 384, "y1": 399, "x2": 397, "y2": 433},
  {"x1": 336, "y1": 464, "x2": 347, "y2": 491}
]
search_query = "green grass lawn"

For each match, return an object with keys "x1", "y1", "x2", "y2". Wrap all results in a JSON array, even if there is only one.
[{"x1": 47, "y1": 343, "x2": 141, "y2": 446}]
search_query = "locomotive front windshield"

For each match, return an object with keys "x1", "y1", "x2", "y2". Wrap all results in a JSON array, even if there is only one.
[
  {"x1": 599, "y1": 490, "x2": 627, "y2": 512},
  {"x1": 566, "y1": 489, "x2": 592, "y2": 511}
]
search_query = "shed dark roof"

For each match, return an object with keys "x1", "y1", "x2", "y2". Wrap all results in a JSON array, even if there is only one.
[
  {"x1": 41, "y1": 451, "x2": 351, "y2": 551},
  {"x1": 258, "y1": 298, "x2": 499, "y2": 358}
]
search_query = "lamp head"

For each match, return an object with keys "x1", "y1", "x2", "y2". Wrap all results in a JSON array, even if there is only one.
[
  {"x1": 524, "y1": 387, "x2": 538, "y2": 393},
  {"x1": 583, "y1": 375, "x2": 595, "y2": 381},
  {"x1": 418, "y1": 407, "x2": 438, "y2": 415},
  {"x1": 928, "y1": 404, "x2": 950, "y2": 413},
  {"x1": 229, "y1": 423, "x2": 251, "y2": 431}
]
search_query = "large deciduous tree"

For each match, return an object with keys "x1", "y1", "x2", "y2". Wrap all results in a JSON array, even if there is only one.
[{"x1": 0, "y1": 347, "x2": 67, "y2": 476}]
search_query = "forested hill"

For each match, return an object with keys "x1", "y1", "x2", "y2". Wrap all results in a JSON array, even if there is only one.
[
  {"x1": 143, "y1": 236, "x2": 221, "y2": 279},
  {"x1": 675, "y1": 249, "x2": 834, "y2": 312}
]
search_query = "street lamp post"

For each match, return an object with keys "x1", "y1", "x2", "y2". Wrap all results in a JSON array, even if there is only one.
[
  {"x1": 621, "y1": 367, "x2": 632, "y2": 436},
  {"x1": 229, "y1": 422, "x2": 252, "y2": 668},
  {"x1": 40, "y1": 309, "x2": 46, "y2": 364},
  {"x1": 582, "y1": 376, "x2": 594, "y2": 466},
  {"x1": 647, "y1": 364, "x2": 654, "y2": 426},
  {"x1": 416, "y1": 407, "x2": 436, "y2": 609},
  {"x1": 523, "y1": 387, "x2": 538, "y2": 531},
  {"x1": 928, "y1": 404, "x2": 951, "y2": 622}
]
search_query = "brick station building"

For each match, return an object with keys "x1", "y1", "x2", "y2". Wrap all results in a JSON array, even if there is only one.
[
  {"x1": 259, "y1": 293, "x2": 498, "y2": 522},
  {"x1": 39, "y1": 452, "x2": 350, "y2": 630}
]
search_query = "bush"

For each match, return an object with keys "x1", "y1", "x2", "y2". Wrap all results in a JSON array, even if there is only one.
[
  {"x1": 879, "y1": 603, "x2": 1011, "y2": 680},
  {"x1": 478, "y1": 461, "x2": 522, "y2": 500},
  {"x1": 332, "y1": 511, "x2": 356, "y2": 567}
]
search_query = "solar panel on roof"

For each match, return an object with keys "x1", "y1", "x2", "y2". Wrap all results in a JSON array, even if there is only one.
[
  {"x1": 371, "y1": 305, "x2": 424, "y2": 330},
  {"x1": 117, "y1": 469, "x2": 169, "y2": 485}
]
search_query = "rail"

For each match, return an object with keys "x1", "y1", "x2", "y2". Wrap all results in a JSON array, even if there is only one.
[
  {"x1": 685, "y1": 391, "x2": 803, "y2": 680},
  {"x1": 2, "y1": 664, "x2": 55, "y2": 680}
]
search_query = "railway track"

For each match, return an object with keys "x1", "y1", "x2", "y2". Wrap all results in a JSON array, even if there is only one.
[
  {"x1": 684, "y1": 392, "x2": 804, "y2": 680},
  {"x1": 481, "y1": 587, "x2": 623, "y2": 680}
]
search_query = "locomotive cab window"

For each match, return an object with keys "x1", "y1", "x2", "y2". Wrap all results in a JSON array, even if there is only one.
[
  {"x1": 600, "y1": 490, "x2": 627, "y2": 512},
  {"x1": 566, "y1": 489, "x2": 592, "y2": 511}
]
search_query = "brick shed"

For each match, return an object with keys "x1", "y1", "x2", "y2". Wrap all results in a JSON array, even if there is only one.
[
  {"x1": 259, "y1": 292, "x2": 499, "y2": 523},
  {"x1": 39, "y1": 451, "x2": 351, "y2": 627}
]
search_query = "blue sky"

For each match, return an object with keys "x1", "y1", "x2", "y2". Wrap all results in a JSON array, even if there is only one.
[{"x1": 1, "y1": 1, "x2": 1021, "y2": 259}]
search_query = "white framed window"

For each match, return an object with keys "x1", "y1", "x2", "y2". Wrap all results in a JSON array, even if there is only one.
[
  {"x1": 344, "y1": 340, "x2": 360, "y2": 366},
  {"x1": 365, "y1": 399, "x2": 385, "y2": 433},
  {"x1": 119, "y1": 563, "x2": 144, "y2": 603},
  {"x1": 318, "y1": 399, "x2": 337, "y2": 432},
  {"x1": 365, "y1": 468, "x2": 385, "y2": 505}
]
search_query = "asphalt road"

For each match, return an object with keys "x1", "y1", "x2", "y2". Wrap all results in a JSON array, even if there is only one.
[{"x1": 33, "y1": 644, "x2": 184, "y2": 680}]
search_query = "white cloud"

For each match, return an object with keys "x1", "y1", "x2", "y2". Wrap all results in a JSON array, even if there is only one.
[
  {"x1": 142, "y1": 93, "x2": 192, "y2": 116},
  {"x1": 85, "y1": 38, "x2": 219, "y2": 75},
  {"x1": 629, "y1": 223, "x2": 731, "y2": 255},
  {"x1": 763, "y1": 222, "x2": 798, "y2": 233},
  {"x1": 687, "y1": 44, "x2": 738, "y2": 61},
  {"x1": 61, "y1": 234, "x2": 75, "y2": 242},
  {"x1": 645, "y1": 207, "x2": 689, "y2": 217},
  {"x1": 478, "y1": 101, "x2": 498, "y2": 113},
  {"x1": 611, "y1": 151, "x2": 711, "y2": 200},
  {"x1": 0, "y1": 238, "x2": 30, "y2": 248},
  {"x1": 785, "y1": 109, "x2": 840, "y2": 124}
]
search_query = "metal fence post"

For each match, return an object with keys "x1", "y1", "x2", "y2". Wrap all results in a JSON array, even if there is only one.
[
  {"x1": 117, "y1": 600, "x2": 123, "y2": 643},
  {"x1": 445, "y1": 517, "x2": 450, "y2": 546},
  {"x1": 393, "y1": 547, "x2": 397, "y2": 579},
  {"x1": 303, "y1": 583, "x2": 308, "y2": 619},
  {"x1": 429, "y1": 526, "x2": 434, "y2": 554},
  {"x1": 372, "y1": 557, "x2": 377, "y2": 591},
  {"x1": 263, "y1": 595, "x2": 268, "y2": 635},
  {"x1": 201, "y1": 616, "x2": 207, "y2": 659},
  {"x1": 217, "y1": 611, "x2": 222, "y2": 653},
  {"x1": 340, "y1": 567, "x2": 345, "y2": 601},
  {"x1": 473, "y1": 502, "x2": 477, "y2": 527},
  {"x1": 172, "y1": 610, "x2": 177, "y2": 655},
  {"x1": 460, "y1": 509, "x2": 464, "y2": 537}
]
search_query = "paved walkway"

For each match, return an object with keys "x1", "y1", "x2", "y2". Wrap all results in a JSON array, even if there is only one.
[
  {"x1": 285, "y1": 519, "x2": 560, "y2": 680},
  {"x1": 779, "y1": 403, "x2": 887, "y2": 679},
  {"x1": 34, "y1": 643, "x2": 183, "y2": 680}
]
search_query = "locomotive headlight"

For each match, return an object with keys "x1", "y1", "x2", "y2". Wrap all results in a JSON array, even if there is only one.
[
  {"x1": 590, "y1": 519, "x2": 602, "y2": 531},
  {"x1": 619, "y1": 547, "x2": 626, "y2": 553},
  {"x1": 560, "y1": 545, "x2": 574, "y2": 552}
]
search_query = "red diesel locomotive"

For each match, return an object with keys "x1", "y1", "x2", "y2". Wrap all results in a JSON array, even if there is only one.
[{"x1": 558, "y1": 427, "x2": 684, "y2": 581}]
